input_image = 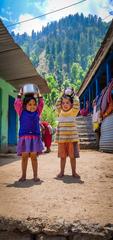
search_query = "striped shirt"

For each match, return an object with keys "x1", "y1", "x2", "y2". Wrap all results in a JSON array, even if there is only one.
[{"x1": 55, "y1": 96, "x2": 80, "y2": 143}]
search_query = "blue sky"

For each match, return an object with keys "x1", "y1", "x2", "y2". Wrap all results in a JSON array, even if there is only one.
[{"x1": 0, "y1": 0, "x2": 113, "y2": 35}]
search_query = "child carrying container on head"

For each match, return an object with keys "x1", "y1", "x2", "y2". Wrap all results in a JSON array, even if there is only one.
[
  {"x1": 55, "y1": 87, "x2": 80, "y2": 178},
  {"x1": 14, "y1": 87, "x2": 44, "y2": 182}
]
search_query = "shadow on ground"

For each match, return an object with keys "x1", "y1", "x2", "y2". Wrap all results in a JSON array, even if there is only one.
[
  {"x1": 54, "y1": 175, "x2": 84, "y2": 184},
  {"x1": 6, "y1": 179, "x2": 44, "y2": 188},
  {"x1": 0, "y1": 154, "x2": 19, "y2": 166}
]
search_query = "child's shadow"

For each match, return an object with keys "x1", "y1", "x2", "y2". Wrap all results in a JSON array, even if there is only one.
[
  {"x1": 55, "y1": 175, "x2": 84, "y2": 184},
  {"x1": 6, "y1": 179, "x2": 43, "y2": 188}
]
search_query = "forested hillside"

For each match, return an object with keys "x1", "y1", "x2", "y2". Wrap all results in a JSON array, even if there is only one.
[{"x1": 12, "y1": 13, "x2": 109, "y2": 91}]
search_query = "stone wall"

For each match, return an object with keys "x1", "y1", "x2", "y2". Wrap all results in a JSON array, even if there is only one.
[{"x1": 0, "y1": 217, "x2": 113, "y2": 240}]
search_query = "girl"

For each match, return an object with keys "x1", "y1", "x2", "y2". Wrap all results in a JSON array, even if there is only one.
[
  {"x1": 55, "y1": 88, "x2": 80, "y2": 178},
  {"x1": 14, "y1": 89, "x2": 44, "y2": 182}
]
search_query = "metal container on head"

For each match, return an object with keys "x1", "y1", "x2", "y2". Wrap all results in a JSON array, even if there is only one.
[{"x1": 23, "y1": 84, "x2": 39, "y2": 95}]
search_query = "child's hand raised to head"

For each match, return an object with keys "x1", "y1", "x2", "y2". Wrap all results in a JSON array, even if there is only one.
[
  {"x1": 18, "y1": 87, "x2": 23, "y2": 97},
  {"x1": 19, "y1": 87, "x2": 23, "y2": 95},
  {"x1": 34, "y1": 89, "x2": 42, "y2": 98}
]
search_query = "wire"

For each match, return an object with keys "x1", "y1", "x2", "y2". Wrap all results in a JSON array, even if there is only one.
[
  {"x1": 102, "y1": 14, "x2": 113, "y2": 21},
  {"x1": 7, "y1": 0, "x2": 87, "y2": 28}
]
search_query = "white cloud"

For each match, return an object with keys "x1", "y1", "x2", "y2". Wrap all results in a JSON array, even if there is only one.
[
  {"x1": 44, "y1": 0, "x2": 88, "y2": 23},
  {"x1": 12, "y1": 13, "x2": 48, "y2": 35},
  {"x1": 50, "y1": 0, "x2": 113, "y2": 22},
  {"x1": 88, "y1": 0, "x2": 113, "y2": 21},
  {"x1": 44, "y1": 0, "x2": 113, "y2": 22},
  {"x1": 13, "y1": 0, "x2": 113, "y2": 35}
]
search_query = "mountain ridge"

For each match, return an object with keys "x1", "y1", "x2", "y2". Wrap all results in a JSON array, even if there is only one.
[{"x1": 12, "y1": 13, "x2": 109, "y2": 90}]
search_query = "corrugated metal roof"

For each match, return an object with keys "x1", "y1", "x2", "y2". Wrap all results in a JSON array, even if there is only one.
[
  {"x1": 0, "y1": 19, "x2": 50, "y2": 93},
  {"x1": 78, "y1": 20, "x2": 113, "y2": 97}
]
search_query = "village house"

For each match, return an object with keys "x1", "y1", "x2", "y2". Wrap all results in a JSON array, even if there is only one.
[{"x1": 77, "y1": 20, "x2": 113, "y2": 153}]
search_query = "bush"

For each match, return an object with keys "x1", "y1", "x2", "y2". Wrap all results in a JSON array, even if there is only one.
[{"x1": 41, "y1": 104, "x2": 57, "y2": 127}]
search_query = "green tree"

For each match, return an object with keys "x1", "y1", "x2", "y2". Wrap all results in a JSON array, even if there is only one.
[
  {"x1": 41, "y1": 104, "x2": 57, "y2": 127},
  {"x1": 71, "y1": 62, "x2": 85, "y2": 90},
  {"x1": 44, "y1": 74, "x2": 59, "y2": 106}
]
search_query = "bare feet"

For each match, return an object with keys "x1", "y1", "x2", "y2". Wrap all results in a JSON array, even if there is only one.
[
  {"x1": 57, "y1": 172, "x2": 64, "y2": 178},
  {"x1": 18, "y1": 177, "x2": 26, "y2": 182},
  {"x1": 72, "y1": 173, "x2": 80, "y2": 178},
  {"x1": 33, "y1": 177, "x2": 40, "y2": 182}
]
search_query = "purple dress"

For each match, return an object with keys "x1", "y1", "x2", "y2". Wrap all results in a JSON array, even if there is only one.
[{"x1": 14, "y1": 97, "x2": 44, "y2": 156}]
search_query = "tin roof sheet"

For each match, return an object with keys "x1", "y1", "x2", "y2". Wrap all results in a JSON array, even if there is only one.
[{"x1": 0, "y1": 20, "x2": 50, "y2": 93}]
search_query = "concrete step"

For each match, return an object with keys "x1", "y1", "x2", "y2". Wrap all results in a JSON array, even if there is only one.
[
  {"x1": 76, "y1": 115, "x2": 96, "y2": 149},
  {"x1": 79, "y1": 137, "x2": 96, "y2": 142},
  {"x1": 77, "y1": 125, "x2": 93, "y2": 129},
  {"x1": 76, "y1": 120, "x2": 93, "y2": 125},
  {"x1": 77, "y1": 129, "x2": 94, "y2": 134},
  {"x1": 80, "y1": 141, "x2": 97, "y2": 149},
  {"x1": 76, "y1": 114, "x2": 92, "y2": 119},
  {"x1": 77, "y1": 126, "x2": 94, "y2": 130},
  {"x1": 78, "y1": 133, "x2": 95, "y2": 137},
  {"x1": 78, "y1": 129, "x2": 95, "y2": 136}
]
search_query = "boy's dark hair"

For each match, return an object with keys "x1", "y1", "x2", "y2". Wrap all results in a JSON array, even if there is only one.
[
  {"x1": 23, "y1": 94, "x2": 37, "y2": 109},
  {"x1": 61, "y1": 94, "x2": 73, "y2": 104}
]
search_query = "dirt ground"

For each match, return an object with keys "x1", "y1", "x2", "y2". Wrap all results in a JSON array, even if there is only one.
[{"x1": 0, "y1": 144, "x2": 113, "y2": 229}]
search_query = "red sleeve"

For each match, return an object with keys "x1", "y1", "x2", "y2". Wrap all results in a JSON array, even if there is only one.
[
  {"x1": 37, "y1": 97, "x2": 44, "y2": 116},
  {"x1": 14, "y1": 98, "x2": 23, "y2": 116}
]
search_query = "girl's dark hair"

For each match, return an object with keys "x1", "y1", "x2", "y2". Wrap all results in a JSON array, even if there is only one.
[
  {"x1": 23, "y1": 94, "x2": 37, "y2": 109},
  {"x1": 61, "y1": 94, "x2": 73, "y2": 104}
]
